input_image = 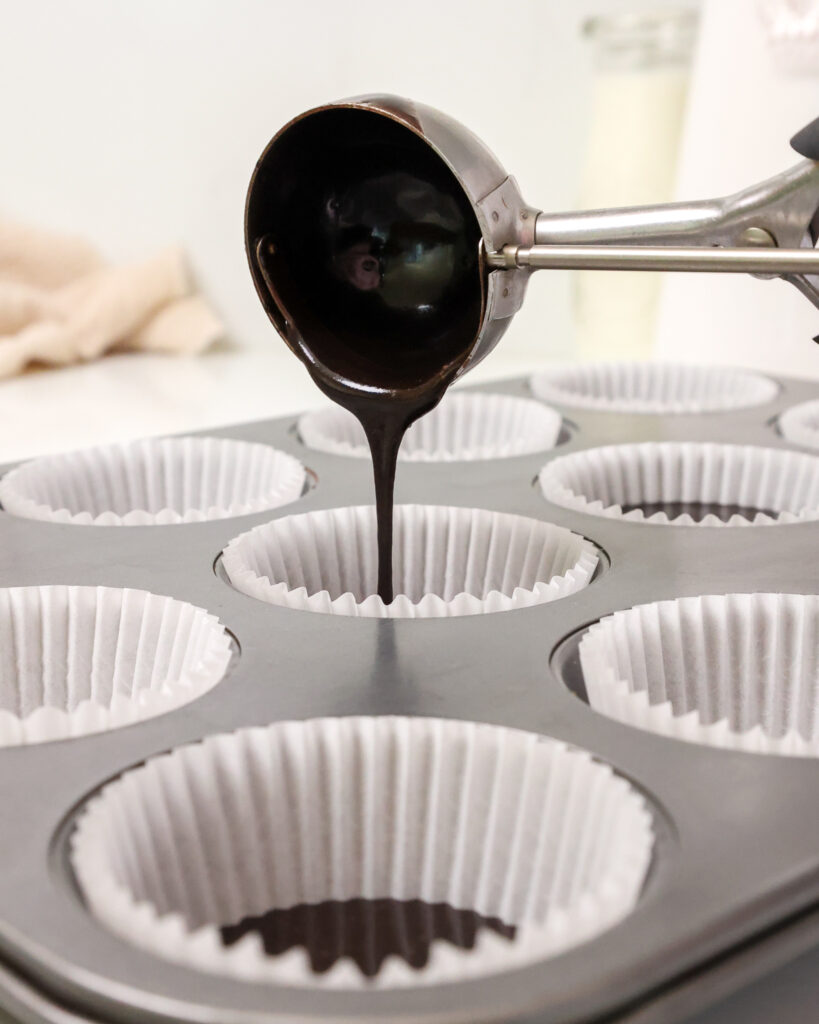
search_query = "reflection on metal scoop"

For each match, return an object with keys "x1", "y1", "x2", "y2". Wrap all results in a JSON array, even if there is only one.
[{"x1": 245, "y1": 95, "x2": 819, "y2": 394}]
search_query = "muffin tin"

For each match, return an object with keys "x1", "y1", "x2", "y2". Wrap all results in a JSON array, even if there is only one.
[{"x1": 3, "y1": 370, "x2": 819, "y2": 1023}]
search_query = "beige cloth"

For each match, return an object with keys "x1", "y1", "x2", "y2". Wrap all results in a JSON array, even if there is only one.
[{"x1": 0, "y1": 217, "x2": 224, "y2": 377}]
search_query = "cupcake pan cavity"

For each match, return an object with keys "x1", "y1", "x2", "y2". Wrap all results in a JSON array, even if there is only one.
[
  {"x1": 779, "y1": 398, "x2": 819, "y2": 450},
  {"x1": 531, "y1": 361, "x2": 778, "y2": 413},
  {"x1": 579, "y1": 593, "x2": 819, "y2": 756},
  {"x1": 539, "y1": 441, "x2": 819, "y2": 526},
  {"x1": 71, "y1": 717, "x2": 652, "y2": 988},
  {"x1": 222, "y1": 505, "x2": 598, "y2": 617},
  {"x1": 0, "y1": 585, "x2": 232, "y2": 746},
  {"x1": 298, "y1": 392, "x2": 564, "y2": 461},
  {"x1": 6, "y1": 374, "x2": 819, "y2": 1024},
  {"x1": 0, "y1": 436, "x2": 306, "y2": 524}
]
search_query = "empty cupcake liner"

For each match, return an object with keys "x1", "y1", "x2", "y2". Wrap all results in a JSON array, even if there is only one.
[
  {"x1": 579, "y1": 593, "x2": 819, "y2": 756},
  {"x1": 71, "y1": 716, "x2": 654, "y2": 988},
  {"x1": 0, "y1": 585, "x2": 232, "y2": 746},
  {"x1": 539, "y1": 442, "x2": 819, "y2": 526},
  {"x1": 221, "y1": 505, "x2": 599, "y2": 618},
  {"x1": 298, "y1": 392, "x2": 563, "y2": 462},
  {"x1": 530, "y1": 362, "x2": 778, "y2": 414},
  {"x1": 0, "y1": 437, "x2": 306, "y2": 525},
  {"x1": 779, "y1": 399, "x2": 819, "y2": 451}
]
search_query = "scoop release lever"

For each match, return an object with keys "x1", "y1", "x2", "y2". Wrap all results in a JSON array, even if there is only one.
[{"x1": 792, "y1": 115, "x2": 819, "y2": 160}]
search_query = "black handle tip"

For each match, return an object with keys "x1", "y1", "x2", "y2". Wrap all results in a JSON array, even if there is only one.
[{"x1": 792, "y1": 116, "x2": 819, "y2": 160}]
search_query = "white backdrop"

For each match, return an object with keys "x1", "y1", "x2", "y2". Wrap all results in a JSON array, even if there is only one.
[
  {"x1": 6, "y1": 1, "x2": 816, "y2": 381},
  {"x1": 656, "y1": 0, "x2": 819, "y2": 379}
]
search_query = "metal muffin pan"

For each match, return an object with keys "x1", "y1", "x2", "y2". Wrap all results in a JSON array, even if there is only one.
[{"x1": 2, "y1": 373, "x2": 819, "y2": 1024}]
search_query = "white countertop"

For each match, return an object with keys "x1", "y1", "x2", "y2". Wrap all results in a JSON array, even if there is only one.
[{"x1": 0, "y1": 347, "x2": 555, "y2": 464}]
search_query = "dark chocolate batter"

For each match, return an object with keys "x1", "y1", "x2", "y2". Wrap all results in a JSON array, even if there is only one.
[
  {"x1": 246, "y1": 108, "x2": 484, "y2": 601},
  {"x1": 620, "y1": 501, "x2": 779, "y2": 523},
  {"x1": 220, "y1": 898, "x2": 515, "y2": 977}
]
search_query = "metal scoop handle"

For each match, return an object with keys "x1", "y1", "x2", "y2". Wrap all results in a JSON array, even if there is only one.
[
  {"x1": 492, "y1": 117, "x2": 819, "y2": 309},
  {"x1": 487, "y1": 243, "x2": 819, "y2": 275}
]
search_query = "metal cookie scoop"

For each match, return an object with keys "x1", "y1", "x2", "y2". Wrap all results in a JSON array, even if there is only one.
[{"x1": 245, "y1": 94, "x2": 819, "y2": 392}]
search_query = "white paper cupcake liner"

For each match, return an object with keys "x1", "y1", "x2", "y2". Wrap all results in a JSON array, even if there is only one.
[
  {"x1": 298, "y1": 392, "x2": 563, "y2": 462},
  {"x1": 779, "y1": 399, "x2": 819, "y2": 451},
  {"x1": 222, "y1": 505, "x2": 599, "y2": 618},
  {"x1": 0, "y1": 437, "x2": 306, "y2": 525},
  {"x1": 0, "y1": 585, "x2": 232, "y2": 746},
  {"x1": 71, "y1": 716, "x2": 653, "y2": 988},
  {"x1": 530, "y1": 362, "x2": 778, "y2": 414},
  {"x1": 579, "y1": 593, "x2": 819, "y2": 756},
  {"x1": 539, "y1": 442, "x2": 819, "y2": 526}
]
